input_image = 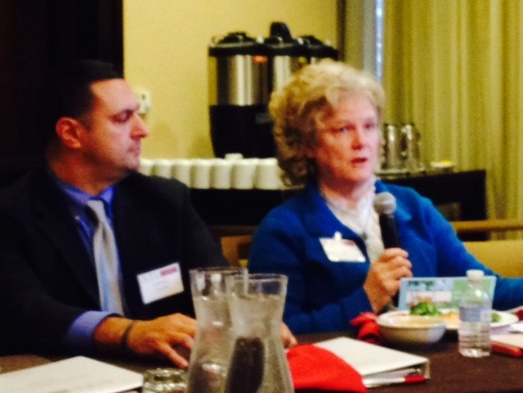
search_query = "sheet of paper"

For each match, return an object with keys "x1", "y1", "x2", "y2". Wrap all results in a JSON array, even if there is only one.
[
  {"x1": 0, "y1": 356, "x2": 143, "y2": 393},
  {"x1": 314, "y1": 336, "x2": 429, "y2": 382},
  {"x1": 492, "y1": 334, "x2": 523, "y2": 349},
  {"x1": 397, "y1": 276, "x2": 496, "y2": 310}
]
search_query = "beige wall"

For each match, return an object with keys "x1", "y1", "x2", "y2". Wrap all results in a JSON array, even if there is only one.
[{"x1": 124, "y1": 0, "x2": 337, "y2": 159}]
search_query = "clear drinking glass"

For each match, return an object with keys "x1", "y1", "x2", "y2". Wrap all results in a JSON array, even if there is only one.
[
  {"x1": 186, "y1": 266, "x2": 247, "y2": 393},
  {"x1": 142, "y1": 368, "x2": 187, "y2": 393},
  {"x1": 224, "y1": 273, "x2": 294, "y2": 393}
]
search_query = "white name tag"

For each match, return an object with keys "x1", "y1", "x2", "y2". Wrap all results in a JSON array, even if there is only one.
[
  {"x1": 320, "y1": 232, "x2": 366, "y2": 262},
  {"x1": 137, "y1": 262, "x2": 184, "y2": 304}
]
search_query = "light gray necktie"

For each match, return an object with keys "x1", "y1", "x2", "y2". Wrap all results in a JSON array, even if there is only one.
[{"x1": 87, "y1": 199, "x2": 124, "y2": 314}]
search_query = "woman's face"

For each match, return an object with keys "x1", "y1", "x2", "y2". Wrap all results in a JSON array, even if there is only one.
[{"x1": 307, "y1": 94, "x2": 380, "y2": 188}]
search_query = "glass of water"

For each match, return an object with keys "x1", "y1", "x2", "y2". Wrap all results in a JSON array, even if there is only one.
[{"x1": 142, "y1": 368, "x2": 186, "y2": 393}]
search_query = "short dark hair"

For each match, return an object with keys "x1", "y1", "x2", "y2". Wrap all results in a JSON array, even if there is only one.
[{"x1": 37, "y1": 59, "x2": 122, "y2": 147}]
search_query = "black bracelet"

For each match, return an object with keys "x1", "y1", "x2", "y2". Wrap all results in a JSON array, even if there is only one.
[{"x1": 121, "y1": 320, "x2": 137, "y2": 352}]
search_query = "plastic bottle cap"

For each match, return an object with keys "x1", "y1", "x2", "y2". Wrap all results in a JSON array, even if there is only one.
[{"x1": 466, "y1": 269, "x2": 485, "y2": 281}]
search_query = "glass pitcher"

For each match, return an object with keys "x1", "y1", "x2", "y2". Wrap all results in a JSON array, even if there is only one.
[
  {"x1": 186, "y1": 266, "x2": 247, "y2": 393},
  {"x1": 224, "y1": 273, "x2": 294, "y2": 393}
]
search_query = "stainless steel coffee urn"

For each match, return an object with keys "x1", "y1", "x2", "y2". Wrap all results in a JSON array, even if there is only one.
[
  {"x1": 264, "y1": 22, "x2": 309, "y2": 94},
  {"x1": 401, "y1": 123, "x2": 424, "y2": 172},
  {"x1": 380, "y1": 122, "x2": 424, "y2": 173},
  {"x1": 209, "y1": 32, "x2": 271, "y2": 158},
  {"x1": 381, "y1": 123, "x2": 404, "y2": 171},
  {"x1": 299, "y1": 35, "x2": 338, "y2": 64},
  {"x1": 209, "y1": 23, "x2": 338, "y2": 158}
]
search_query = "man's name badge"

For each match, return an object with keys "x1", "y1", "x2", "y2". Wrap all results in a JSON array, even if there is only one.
[
  {"x1": 137, "y1": 262, "x2": 184, "y2": 304},
  {"x1": 320, "y1": 232, "x2": 366, "y2": 262}
]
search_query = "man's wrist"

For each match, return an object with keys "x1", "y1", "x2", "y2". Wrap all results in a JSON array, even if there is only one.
[
  {"x1": 93, "y1": 316, "x2": 135, "y2": 354},
  {"x1": 121, "y1": 320, "x2": 137, "y2": 353}
]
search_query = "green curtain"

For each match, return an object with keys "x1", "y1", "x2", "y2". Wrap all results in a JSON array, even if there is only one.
[{"x1": 383, "y1": 0, "x2": 523, "y2": 226}]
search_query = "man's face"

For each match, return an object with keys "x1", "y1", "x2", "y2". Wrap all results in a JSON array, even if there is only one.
[{"x1": 78, "y1": 79, "x2": 149, "y2": 181}]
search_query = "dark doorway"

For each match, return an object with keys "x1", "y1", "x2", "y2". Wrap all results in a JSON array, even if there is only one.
[{"x1": 0, "y1": 0, "x2": 123, "y2": 186}]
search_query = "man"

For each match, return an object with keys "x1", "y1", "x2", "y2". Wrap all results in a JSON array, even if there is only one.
[{"x1": 0, "y1": 60, "x2": 229, "y2": 368}]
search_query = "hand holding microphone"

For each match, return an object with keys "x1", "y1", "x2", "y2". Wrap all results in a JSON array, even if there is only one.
[{"x1": 364, "y1": 192, "x2": 412, "y2": 310}]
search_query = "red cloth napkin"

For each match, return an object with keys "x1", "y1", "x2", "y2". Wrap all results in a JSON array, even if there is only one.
[
  {"x1": 287, "y1": 344, "x2": 368, "y2": 392},
  {"x1": 350, "y1": 312, "x2": 382, "y2": 344}
]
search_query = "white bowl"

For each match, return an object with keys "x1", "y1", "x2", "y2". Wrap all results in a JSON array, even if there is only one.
[{"x1": 377, "y1": 311, "x2": 446, "y2": 347}]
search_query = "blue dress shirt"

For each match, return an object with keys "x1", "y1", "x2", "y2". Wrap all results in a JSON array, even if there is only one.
[{"x1": 51, "y1": 171, "x2": 122, "y2": 354}]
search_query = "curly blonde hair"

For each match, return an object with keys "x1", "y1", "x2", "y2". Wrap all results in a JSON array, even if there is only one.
[{"x1": 269, "y1": 60, "x2": 385, "y2": 187}]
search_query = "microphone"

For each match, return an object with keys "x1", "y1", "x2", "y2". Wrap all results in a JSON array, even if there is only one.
[
  {"x1": 373, "y1": 192, "x2": 401, "y2": 307},
  {"x1": 373, "y1": 192, "x2": 400, "y2": 249}
]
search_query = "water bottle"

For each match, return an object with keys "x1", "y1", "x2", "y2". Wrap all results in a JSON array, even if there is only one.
[{"x1": 458, "y1": 269, "x2": 492, "y2": 357}]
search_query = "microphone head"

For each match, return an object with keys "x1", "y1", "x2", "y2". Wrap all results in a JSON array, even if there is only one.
[{"x1": 374, "y1": 192, "x2": 397, "y2": 215}]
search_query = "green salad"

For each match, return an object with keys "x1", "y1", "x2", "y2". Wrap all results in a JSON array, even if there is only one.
[
  {"x1": 409, "y1": 301, "x2": 502, "y2": 323},
  {"x1": 409, "y1": 301, "x2": 442, "y2": 316}
]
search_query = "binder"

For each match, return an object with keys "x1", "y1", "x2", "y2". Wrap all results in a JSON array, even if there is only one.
[
  {"x1": 491, "y1": 334, "x2": 523, "y2": 357},
  {"x1": 314, "y1": 337, "x2": 430, "y2": 388}
]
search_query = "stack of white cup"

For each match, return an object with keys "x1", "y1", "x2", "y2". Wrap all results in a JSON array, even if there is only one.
[
  {"x1": 171, "y1": 159, "x2": 192, "y2": 186},
  {"x1": 139, "y1": 155, "x2": 284, "y2": 190},
  {"x1": 254, "y1": 158, "x2": 282, "y2": 190},
  {"x1": 210, "y1": 158, "x2": 233, "y2": 189},
  {"x1": 231, "y1": 158, "x2": 258, "y2": 189},
  {"x1": 191, "y1": 159, "x2": 213, "y2": 189},
  {"x1": 153, "y1": 159, "x2": 173, "y2": 178},
  {"x1": 138, "y1": 158, "x2": 154, "y2": 176}
]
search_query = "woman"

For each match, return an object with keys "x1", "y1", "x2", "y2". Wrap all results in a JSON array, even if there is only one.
[{"x1": 248, "y1": 60, "x2": 523, "y2": 334}]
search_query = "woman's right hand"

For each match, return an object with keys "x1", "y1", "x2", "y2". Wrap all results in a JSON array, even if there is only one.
[{"x1": 363, "y1": 248, "x2": 412, "y2": 312}]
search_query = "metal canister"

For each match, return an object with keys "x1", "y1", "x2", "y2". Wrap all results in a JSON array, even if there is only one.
[
  {"x1": 264, "y1": 22, "x2": 309, "y2": 94},
  {"x1": 208, "y1": 32, "x2": 268, "y2": 107},
  {"x1": 381, "y1": 123, "x2": 404, "y2": 170},
  {"x1": 401, "y1": 123, "x2": 423, "y2": 172},
  {"x1": 208, "y1": 32, "x2": 273, "y2": 157},
  {"x1": 298, "y1": 35, "x2": 338, "y2": 64}
]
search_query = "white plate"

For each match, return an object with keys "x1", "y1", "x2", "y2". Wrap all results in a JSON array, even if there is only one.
[
  {"x1": 385, "y1": 310, "x2": 518, "y2": 331},
  {"x1": 442, "y1": 309, "x2": 519, "y2": 330}
]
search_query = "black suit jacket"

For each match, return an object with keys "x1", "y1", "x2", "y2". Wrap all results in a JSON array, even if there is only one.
[{"x1": 0, "y1": 166, "x2": 227, "y2": 355}]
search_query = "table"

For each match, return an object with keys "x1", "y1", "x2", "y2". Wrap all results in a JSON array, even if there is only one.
[{"x1": 2, "y1": 330, "x2": 523, "y2": 392}]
